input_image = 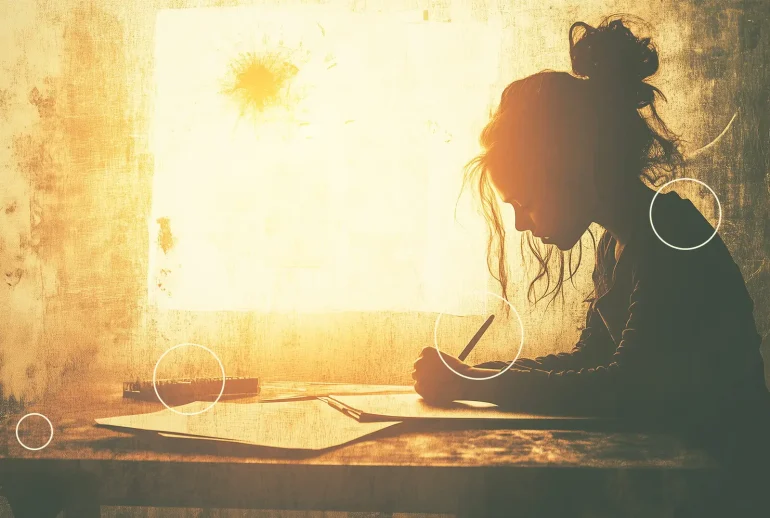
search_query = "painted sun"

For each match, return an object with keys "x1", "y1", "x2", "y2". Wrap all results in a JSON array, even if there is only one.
[{"x1": 222, "y1": 50, "x2": 300, "y2": 119}]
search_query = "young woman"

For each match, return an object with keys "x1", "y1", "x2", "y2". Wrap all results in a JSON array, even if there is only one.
[{"x1": 412, "y1": 15, "x2": 770, "y2": 515}]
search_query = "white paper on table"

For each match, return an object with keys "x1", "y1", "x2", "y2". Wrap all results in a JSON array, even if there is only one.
[
  {"x1": 96, "y1": 399, "x2": 400, "y2": 450},
  {"x1": 328, "y1": 393, "x2": 599, "y2": 423}
]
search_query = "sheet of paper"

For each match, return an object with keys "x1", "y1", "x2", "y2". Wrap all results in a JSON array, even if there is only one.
[
  {"x1": 328, "y1": 393, "x2": 592, "y2": 422},
  {"x1": 255, "y1": 383, "x2": 414, "y2": 403},
  {"x1": 96, "y1": 399, "x2": 400, "y2": 450}
]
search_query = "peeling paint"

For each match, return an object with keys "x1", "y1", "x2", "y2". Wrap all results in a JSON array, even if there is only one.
[{"x1": 156, "y1": 217, "x2": 175, "y2": 254}]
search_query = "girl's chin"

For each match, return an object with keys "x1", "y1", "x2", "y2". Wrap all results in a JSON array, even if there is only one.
[
  {"x1": 541, "y1": 235, "x2": 576, "y2": 251},
  {"x1": 540, "y1": 236, "x2": 559, "y2": 247}
]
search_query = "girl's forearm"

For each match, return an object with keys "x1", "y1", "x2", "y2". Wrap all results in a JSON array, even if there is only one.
[
  {"x1": 460, "y1": 367, "x2": 514, "y2": 404},
  {"x1": 461, "y1": 367, "x2": 552, "y2": 409}
]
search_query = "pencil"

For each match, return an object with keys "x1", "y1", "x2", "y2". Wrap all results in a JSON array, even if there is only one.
[{"x1": 458, "y1": 314, "x2": 495, "y2": 361}]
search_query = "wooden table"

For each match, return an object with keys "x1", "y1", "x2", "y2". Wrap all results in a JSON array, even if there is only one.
[{"x1": 0, "y1": 380, "x2": 722, "y2": 517}]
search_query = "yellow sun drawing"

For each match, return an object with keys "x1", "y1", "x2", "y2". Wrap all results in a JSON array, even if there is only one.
[{"x1": 221, "y1": 49, "x2": 301, "y2": 121}]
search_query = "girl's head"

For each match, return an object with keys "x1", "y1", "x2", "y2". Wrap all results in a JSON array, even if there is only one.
[{"x1": 462, "y1": 14, "x2": 685, "y2": 305}]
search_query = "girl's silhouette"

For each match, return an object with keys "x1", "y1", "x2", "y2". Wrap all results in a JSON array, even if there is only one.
[{"x1": 412, "y1": 15, "x2": 770, "y2": 516}]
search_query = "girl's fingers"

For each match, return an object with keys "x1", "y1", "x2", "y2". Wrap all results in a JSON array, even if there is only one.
[{"x1": 420, "y1": 346, "x2": 437, "y2": 358}]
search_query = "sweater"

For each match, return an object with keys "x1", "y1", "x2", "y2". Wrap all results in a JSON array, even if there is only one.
[{"x1": 484, "y1": 191, "x2": 770, "y2": 440}]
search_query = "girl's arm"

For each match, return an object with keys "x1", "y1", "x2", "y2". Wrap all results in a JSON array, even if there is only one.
[
  {"x1": 527, "y1": 305, "x2": 616, "y2": 371},
  {"x1": 462, "y1": 274, "x2": 716, "y2": 417},
  {"x1": 473, "y1": 306, "x2": 616, "y2": 373}
]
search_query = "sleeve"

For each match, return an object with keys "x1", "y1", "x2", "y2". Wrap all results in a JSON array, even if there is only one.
[
  {"x1": 474, "y1": 304, "x2": 616, "y2": 372},
  {"x1": 528, "y1": 305, "x2": 617, "y2": 371},
  {"x1": 493, "y1": 270, "x2": 712, "y2": 418}
]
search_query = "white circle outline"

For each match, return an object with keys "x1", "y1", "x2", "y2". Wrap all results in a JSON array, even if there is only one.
[
  {"x1": 650, "y1": 178, "x2": 722, "y2": 251},
  {"x1": 153, "y1": 342, "x2": 226, "y2": 416},
  {"x1": 433, "y1": 291, "x2": 525, "y2": 381},
  {"x1": 15, "y1": 413, "x2": 54, "y2": 451}
]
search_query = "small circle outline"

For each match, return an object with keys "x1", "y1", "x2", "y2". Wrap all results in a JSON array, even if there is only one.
[
  {"x1": 15, "y1": 413, "x2": 54, "y2": 451},
  {"x1": 433, "y1": 291, "x2": 525, "y2": 381},
  {"x1": 650, "y1": 177, "x2": 722, "y2": 251},
  {"x1": 153, "y1": 342, "x2": 226, "y2": 416}
]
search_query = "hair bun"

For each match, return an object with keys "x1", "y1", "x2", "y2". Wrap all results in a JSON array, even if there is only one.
[{"x1": 569, "y1": 17, "x2": 659, "y2": 108}]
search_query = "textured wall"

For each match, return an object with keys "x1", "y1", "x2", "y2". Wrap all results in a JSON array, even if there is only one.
[{"x1": 0, "y1": 0, "x2": 768, "y2": 404}]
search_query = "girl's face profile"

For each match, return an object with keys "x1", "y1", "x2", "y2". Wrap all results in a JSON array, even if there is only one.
[{"x1": 489, "y1": 151, "x2": 596, "y2": 251}]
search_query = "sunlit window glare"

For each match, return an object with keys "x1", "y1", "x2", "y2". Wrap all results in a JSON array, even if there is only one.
[{"x1": 148, "y1": 5, "x2": 503, "y2": 314}]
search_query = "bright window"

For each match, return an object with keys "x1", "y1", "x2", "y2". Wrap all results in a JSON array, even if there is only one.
[{"x1": 149, "y1": 5, "x2": 503, "y2": 315}]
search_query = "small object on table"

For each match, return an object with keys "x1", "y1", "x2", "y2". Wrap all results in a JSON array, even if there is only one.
[{"x1": 123, "y1": 377, "x2": 260, "y2": 403}]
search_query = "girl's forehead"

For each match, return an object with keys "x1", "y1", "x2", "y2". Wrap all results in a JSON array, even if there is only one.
[
  {"x1": 489, "y1": 162, "x2": 541, "y2": 203},
  {"x1": 491, "y1": 143, "x2": 548, "y2": 185}
]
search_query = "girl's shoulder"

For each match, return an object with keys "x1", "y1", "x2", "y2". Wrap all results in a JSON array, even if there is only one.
[
  {"x1": 630, "y1": 190, "x2": 747, "y2": 298},
  {"x1": 645, "y1": 190, "x2": 720, "y2": 253}
]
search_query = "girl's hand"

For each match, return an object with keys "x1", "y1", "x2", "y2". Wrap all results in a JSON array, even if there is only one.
[{"x1": 412, "y1": 346, "x2": 476, "y2": 404}]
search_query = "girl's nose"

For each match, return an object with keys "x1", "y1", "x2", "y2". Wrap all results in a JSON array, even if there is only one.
[{"x1": 514, "y1": 207, "x2": 535, "y2": 233}]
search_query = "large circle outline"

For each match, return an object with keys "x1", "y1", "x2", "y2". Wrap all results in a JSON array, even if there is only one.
[
  {"x1": 153, "y1": 342, "x2": 226, "y2": 416},
  {"x1": 650, "y1": 178, "x2": 722, "y2": 251},
  {"x1": 433, "y1": 291, "x2": 524, "y2": 381},
  {"x1": 16, "y1": 413, "x2": 54, "y2": 451}
]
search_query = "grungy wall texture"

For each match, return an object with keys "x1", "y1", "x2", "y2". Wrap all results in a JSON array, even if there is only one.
[{"x1": 0, "y1": 0, "x2": 768, "y2": 403}]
